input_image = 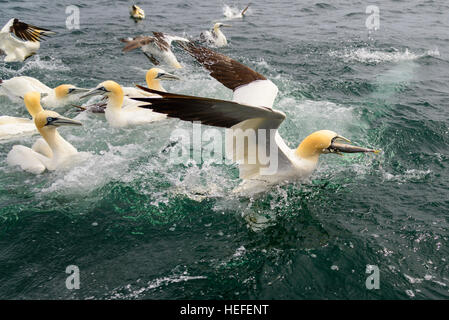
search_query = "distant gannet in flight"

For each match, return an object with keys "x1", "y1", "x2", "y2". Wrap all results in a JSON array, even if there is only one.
[
  {"x1": 0, "y1": 18, "x2": 54, "y2": 62},
  {"x1": 0, "y1": 91, "x2": 45, "y2": 140},
  {"x1": 81, "y1": 80, "x2": 166, "y2": 127},
  {"x1": 7, "y1": 92, "x2": 82, "y2": 174},
  {"x1": 0, "y1": 76, "x2": 89, "y2": 108},
  {"x1": 133, "y1": 43, "x2": 379, "y2": 193},
  {"x1": 121, "y1": 32, "x2": 189, "y2": 69},
  {"x1": 130, "y1": 5, "x2": 145, "y2": 20},
  {"x1": 200, "y1": 23, "x2": 232, "y2": 47}
]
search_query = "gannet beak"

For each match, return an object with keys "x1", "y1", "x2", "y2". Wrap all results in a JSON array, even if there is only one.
[
  {"x1": 68, "y1": 87, "x2": 90, "y2": 95},
  {"x1": 327, "y1": 136, "x2": 380, "y2": 155},
  {"x1": 222, "y1": 24, "x2": 232, "y2": 28},
  {"x1": 46, "y1": 116, "x2": 82, "y2": 127},
  {"x1": 156, "y1": 72, "x2": 181, "y2": 81},
  {"x1": 80, "y1": 87, "x2": 107, "y2": 99}
]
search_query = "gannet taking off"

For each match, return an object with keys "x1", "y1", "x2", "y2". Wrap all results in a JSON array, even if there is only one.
[
  {"x1": 0, "y1": 18, "x2": 54, "y2": 62},
  {"x1": 81, "y1": 80, "x2": 166, "y2": 127},
  {"x1": 133, "y1": 43, "x2": 379, "y2": 193},
  {"x1": 121, "y1": 32, "x2": 189, "y2": 69},
  {"x1": 0, "y1": 76, "x2": 89, "y2": 108},
  {"x1": 200, "y1": 23, "x2": 231, "y2": 47},
  {"x1": 7, "y1": 92, "x2": 82, "y2": 174},
  {"x1": 130, "y1": 5, "x2": 145, "y2": 20},
  {"x1": 0, "y1": 91, "x2": 45, "y2": 140}
]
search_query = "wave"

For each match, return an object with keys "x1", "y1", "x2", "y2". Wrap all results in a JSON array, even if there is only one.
[{"x1": 330, "y1": 48, "x2": 440, "y2": 64}]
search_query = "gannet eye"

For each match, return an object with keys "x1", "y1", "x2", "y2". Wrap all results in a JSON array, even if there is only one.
[
  {"x1": 98, "y1": 86, "x2": 108, "y2": 92},
  {"x1": 68, "y1": 88, "x2": 76, "y2": 94},
  {"x1": 46, "y1": 117, "x2": 56, "y2": 125}
]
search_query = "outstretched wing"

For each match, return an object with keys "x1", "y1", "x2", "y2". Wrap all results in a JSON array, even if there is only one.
[
  {"x1": 179, "y1": 42, "x2": 266, "y2": 91},
  {"x1": 10, "y1": 19, "x2": 53, "y2": 42},
  {"x1": 133, "y1": 86, "x2": 285, "y2": 128},
  {"x1": 121, "y1": 36, "x2": 155, "y2": 52},
  {"x1": 133, "y1": 86, "x2": 291, "y2": 179},
  {"x1": 241, "y1": 3, "x2": 251, "y2": 16},
  {"x1": 178, "y1": 42, "x2": 278, "y2": 108}
]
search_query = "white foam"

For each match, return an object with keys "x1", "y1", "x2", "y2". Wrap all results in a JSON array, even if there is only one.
[
  {"x1": 223, "y1": 4, "x2": 249, "y2": 19},
  {"x1": 330, "y1": 48, "x2": 440, "y2": 64}
]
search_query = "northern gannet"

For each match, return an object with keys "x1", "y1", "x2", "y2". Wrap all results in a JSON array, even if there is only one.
[
  {"x1": 130, "y1": 5, "x2": 145, "y2": 20},
  {"x1": 7, "y1": 92, "x2": 82, "y2": 174},
  {"x1": 200, "y1": 23, "x2": 231, "y2": 48},
  {"x1": 0, "y1": 91, "x2": 44, "y2": 140},
  {"x1": 133, "y1": 44, "x2": 379, "y2": 193},
  {"x1": 121, "y1": 32, "x2": 189, "y2": 69},
  {"x1": 223, "y1": 3, "x2": 251, "y2": 19},
  {"x1": 81, "y1": 80, "x2": 166, "y2": 127},
  {"x1": 0, "y1": 76, "x2": 89, "y2": 108},
  {"x1": 77, "y1": 68, "x2": 180, "y2": 113},
  {"x1": 0, "y1": 18, "x2": 54, "y2": 62},
  {"x1": 122, "y1": 67, "x2": 180, "y2": 98}
]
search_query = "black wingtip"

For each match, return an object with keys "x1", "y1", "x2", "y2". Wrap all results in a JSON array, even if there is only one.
[{"x1": 135, "y1": 84, "x2": 166, "y2": 95}]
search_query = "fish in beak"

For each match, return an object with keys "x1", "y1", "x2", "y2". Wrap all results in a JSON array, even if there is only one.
[
  {"x1": 46, "y1": 116, "x2": 82, "y2": 127},
  {"x1": 156, "y1": 72, "x2": 181, "y2": 81},
  {"x1": 326, "y1": 136, "x2": 380, "y2": 155}
]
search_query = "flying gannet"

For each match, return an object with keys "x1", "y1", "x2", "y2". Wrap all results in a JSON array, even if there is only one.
[
  {"x1": 0, "y1": 18, "x2": 54, "y2": 62},
  {"x1": 200, "y1": 23, "x2": 232, "y2": 48},
  {"x1": 0, "y1": 76, "x2": 89, "y2": 108},
  {"x1": 133, "y1": 43, "x2": 379, "y2": 193},
  {"x1": 77, "y1": 68, "x2": 180, "y2": 113},
  {"x1": 0, "y1": 91, "x2": 45, "y2": 140},
  {"x1": 81, "y1": 80, "x2": 166, "y2": 127},
  {"x1": 7, "y1": 92, "x2": 82, "y2": 174},
  {"x1": 121, "y1": 32, "x2": 189, "y2": 69},
  {"x1": 130, "y1": 5, "x2": 145, "y2": 20}
]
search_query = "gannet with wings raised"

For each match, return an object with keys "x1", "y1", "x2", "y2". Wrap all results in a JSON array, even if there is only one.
[
  {"x1": 0, "y1": 18, "x2": 54, "y2": 62},
  {"x1": 133, "y1": 43, "x2": 379, "y2": 193}
]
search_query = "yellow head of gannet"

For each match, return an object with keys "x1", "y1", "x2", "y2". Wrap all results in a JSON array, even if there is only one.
[
  {"x1": 53, "y1": 84, "x2": 90, "y2": 100},
  {"x1": 146, "y1": 68, "x2": 180, "y2": 91},
  {"x1": 296, "y1": 130, "x2": 348, "y2": 160},
  {"x1": 6, "y1": 93, "x2": 82, "y2": 173},
  {"x1": 130, "y1": 5, "x2": 145, "y2": 20},
  {"x1": 213, "y1": 22, "x2": 232, "y2": 32},
  {"x1": 34, "y1": 109, "x2": 82, "y2": 135},
  {"x1": 81, "y1": 80, "x2": 124, "y2": 109},
  {"x1": 23, "y1": 91, "x2": 44, "y2": 118}
]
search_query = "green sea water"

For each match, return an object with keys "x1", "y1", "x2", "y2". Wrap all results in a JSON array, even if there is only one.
[{"x1": 0, "y1": 0, "x2": 448, "y2": 299}]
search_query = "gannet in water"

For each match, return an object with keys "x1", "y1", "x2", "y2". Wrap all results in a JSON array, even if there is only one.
[
  {"x1": 130, "y1": 5, "x2": 145, "y2": 20},
  {"x1": 121, "y1": 32, "x2": 189, "y2": 69},
  {"x1": 0, "y1": 18, "x2": 54, "y2": 62},
  {"x1": 0, "y1": 76, "x2": 89, "y2": 108},
  {"x1": 223, "y1": 3, "x2": 251, "y2": 19},
  {"x1": 0, "y1": 91, "x2": 45, "y2": 140},
  {"x1": 122, "y1": 67, "x2": 180, "y2": 98},
  {"x1": 200, "y1": 23, "x2": 232, "y2": 47},
  {"x1": 81, "y1": 80, "x2": 166, "y2": 127},
  {"x1": 133, "y1": 43, "x2": 379, "y2": 193},
  {"x1": 7, "y1": 92, "x2": 82, "y2": 174},
  {"x1": 77, "y1": 68, "x2": 180, "y2": 113}
]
